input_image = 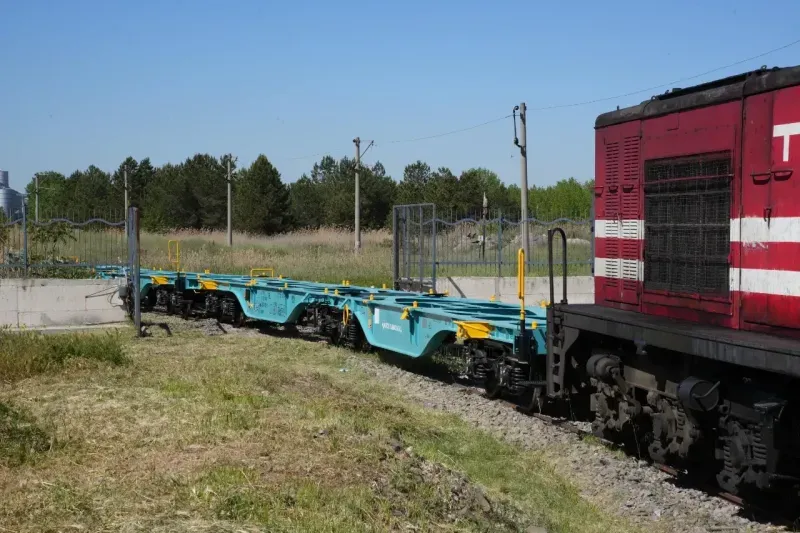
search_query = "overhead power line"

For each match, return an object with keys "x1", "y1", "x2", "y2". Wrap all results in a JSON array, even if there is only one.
[
  {"x1": 277, "y1": 36, "x2": 800, "y2": 159},
  {"x1": 530, "y1": 37, "x2": 800, "y2": 111},
  {"x1": 380, "y1": 114, "x2": 513, "y2": 145}
]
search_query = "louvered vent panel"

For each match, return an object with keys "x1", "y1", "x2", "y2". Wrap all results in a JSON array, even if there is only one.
[
  {"x1": 643, "y1": 151, "x2": 732, "y2": 296},
  {"x1": 605, "y1": 258, "x2": 620, "y2": 281},
  {"x1": 606, "y1": 141, "x2": 620, "y2": 185},
  {"x1": 623, "y1": 136, "x2": 640, "y2": 182}
]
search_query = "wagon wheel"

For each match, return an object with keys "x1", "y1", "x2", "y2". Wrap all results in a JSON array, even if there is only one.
[
  {"x1": 483, "y1": 360, "x2": 504, "y2": 399},
  {"x1": 522, "y1": 385, "x2": 545, "y2": 414}
]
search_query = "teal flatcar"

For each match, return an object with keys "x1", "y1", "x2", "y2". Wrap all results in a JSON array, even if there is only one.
[{"x1": 99, "y1": 246, "x2": 550, "y2": 407}]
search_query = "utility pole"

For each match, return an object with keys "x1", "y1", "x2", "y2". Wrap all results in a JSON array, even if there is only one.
[
  {"x1": 124, "y1": 168, "x2": 129, "y2": 235},
  {"x1": 34, "y1": 173, "x2": 39, "y2": 222},
  {"x1": 352, "y1": 138, "x2": 375, "y2": 254},
  {"x1": 354, "y1": 137, "x2": 361, "y2": 253},
  {"x1": 227, "y1": 157, "x2": 232, "y2": 247},
  {"x1": 514, "y1": 102, "x2": 529, "y2": 263}
]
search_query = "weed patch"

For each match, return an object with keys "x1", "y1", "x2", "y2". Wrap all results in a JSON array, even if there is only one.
[
  {"x1": 0, "y1": 329, "x2": 127, "y2": 383},
  {"x1": 0, "y1": 401, "x2": 52, "y2": 466}
]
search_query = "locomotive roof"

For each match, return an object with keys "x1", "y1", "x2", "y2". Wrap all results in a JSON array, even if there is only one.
[{"x1": 595, "y1": 64, "x2": 800, "y2": 128}]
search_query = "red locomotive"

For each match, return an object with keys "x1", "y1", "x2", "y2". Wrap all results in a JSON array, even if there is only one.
[{"x1": 547, "y1": 65, "x2": 800, "y2": 497}]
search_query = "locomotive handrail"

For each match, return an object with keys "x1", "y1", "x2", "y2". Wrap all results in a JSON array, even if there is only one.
[{"x1": 547, "y1": 228, "x2": 568, "y2": 306}]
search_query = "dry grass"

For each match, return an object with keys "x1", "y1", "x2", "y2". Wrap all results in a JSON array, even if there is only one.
[
  {"x1": 1, "y1": 219, "x2": 593, "y2": 282},
  {"x1": 140, "y1": 228, "x2": 394, "y2": 287},
  {"x1": 0, "y1": 326, "x2": 645, "y2": 533}
]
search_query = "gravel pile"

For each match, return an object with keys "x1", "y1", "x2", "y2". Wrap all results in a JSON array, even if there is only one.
[{"x1": 138, "y1": 314, "x2": 787, "y2": 532}]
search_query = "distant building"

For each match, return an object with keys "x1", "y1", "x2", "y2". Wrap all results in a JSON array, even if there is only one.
[{"x1": 0, "y1": 170, "x2": 23, "y2": 219}]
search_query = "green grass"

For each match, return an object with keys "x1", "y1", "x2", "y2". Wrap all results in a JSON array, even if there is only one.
[
  {"x1": 0, "y1": 327, "x2": 646, "y2": 533},
  {"x1": 0, "y1": 328, "x2": 128, "y2": 384},
  {"x1": 0, "y1": 400, "x2": 53, "y2": 467},
  {"x1": 0, "y1": 329, "x2": 129, "y2": 471}
]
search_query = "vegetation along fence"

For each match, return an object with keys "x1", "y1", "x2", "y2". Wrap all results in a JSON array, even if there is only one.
[
  {"x1": 393, "y1": 203, "x2": 594, "y2": 291},
  {"x1": 0, "y1": 209, "x2": 127, "y2": 278}
]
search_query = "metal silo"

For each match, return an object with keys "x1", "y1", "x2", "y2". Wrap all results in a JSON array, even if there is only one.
[
  {"x1": 0, "y1": 170, "x2": 8, "y2": 189},
  {"x1": 0, "y1": 188, "x2": 20, "y2": 218}
]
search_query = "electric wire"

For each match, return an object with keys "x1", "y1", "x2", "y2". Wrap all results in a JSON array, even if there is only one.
[{"x1": 279, "y1": 36, "x2": 800, "y2": 158}]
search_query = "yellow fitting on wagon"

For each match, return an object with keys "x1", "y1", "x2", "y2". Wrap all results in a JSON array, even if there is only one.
[
  {"x1": 168, "y1": 240, "x2": 180, "y2": 271},
  {"x1": 250, "y1": 268, "x2": 274, "y2": 278},
  {"x1": 454, "y1": 321, "x2": 493, "y2": 340},
  {"x1": 199, "y1": 279, "x2": 218, "y2": 290}
]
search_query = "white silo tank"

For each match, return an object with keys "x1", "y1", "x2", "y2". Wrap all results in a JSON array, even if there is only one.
[
  {"x1": 0, "y1": 188, "x2": 18, "y2": 218},
  {"x1": 0, "y1": 188, "x2": 20, "y2": 218},
  {"x1": 0, "y1": 170, "x2": 8, "y2": 189}
]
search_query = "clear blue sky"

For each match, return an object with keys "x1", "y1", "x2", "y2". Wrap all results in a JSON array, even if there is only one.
[{"x1": 1, "y1": 0, "x2": 799, "y2": 192}]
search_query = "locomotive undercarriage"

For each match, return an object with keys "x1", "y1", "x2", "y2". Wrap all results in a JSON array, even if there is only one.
[{"x1": 581, "y1": 342, "x2": 800, "y2": 497}]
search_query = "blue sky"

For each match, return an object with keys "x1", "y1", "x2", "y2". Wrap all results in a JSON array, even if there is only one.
[{"x1": 1, "y1": 0, "x2": 799, "y2": 192}]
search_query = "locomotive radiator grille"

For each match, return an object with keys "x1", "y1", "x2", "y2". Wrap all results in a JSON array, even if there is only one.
[{"x1": 643, "y1": 151, "x2": 732, "y2": 296}]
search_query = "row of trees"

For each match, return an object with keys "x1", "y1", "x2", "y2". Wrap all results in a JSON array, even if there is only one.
[{"x1": 22, "y1": 153, "x2": 593, "y2": 234}]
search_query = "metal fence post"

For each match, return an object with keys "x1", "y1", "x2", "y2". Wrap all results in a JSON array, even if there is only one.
[
  {"x1": 22, "y1": 200, "x2": 28, "y2": 277},
  {"x1": 418, "y1": 205, "x2": 424, "y2": 291},
  {"x1": 497, "y1": 212, "x2": 503, "y2": 279},
  {"x1": 392, "y1": 206, "x2": 398, "y2": 289},
  {"x1": 431, "y1": 205, "x2": 437, "y2": 293},
  {"x1": 128, "y1": 206, "x2": 142, "y2": 336}
]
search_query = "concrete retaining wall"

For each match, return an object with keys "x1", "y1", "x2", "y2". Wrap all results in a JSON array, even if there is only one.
[
  {"x1": 438, "y1": 275, "x2": 594, "y2": 305},
  {"x1": 0, "y1": 278, "x2": 126, "y2": 329}
]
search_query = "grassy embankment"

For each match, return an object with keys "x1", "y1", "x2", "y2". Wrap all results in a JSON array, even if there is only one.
[{"x1": 0, "y1": 324, "x2": 645, "y2": 533}]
